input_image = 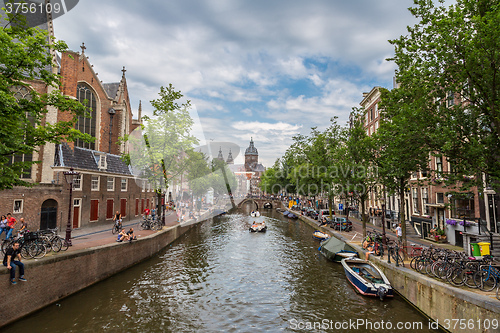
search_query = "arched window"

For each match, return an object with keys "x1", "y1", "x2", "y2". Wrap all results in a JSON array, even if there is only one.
[{"x1": 75, "y1": 83, "x2": 97, "y2": 150}]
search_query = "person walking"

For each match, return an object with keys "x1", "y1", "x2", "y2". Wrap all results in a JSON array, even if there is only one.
[
  {"x1": 0, "y1": 215, "x2": 8, "y2": 239},
  {"x1": 6, "y1": 213, "x2": 17, "y2": 240},
  {"x1": 396, "y1": 223, "x2": 403, "y2": 244},
  {"x1": 3, "y1": 242, "x2": 26, "y2": 284}
]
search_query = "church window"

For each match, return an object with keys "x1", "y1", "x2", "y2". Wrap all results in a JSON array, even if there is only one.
[
  {"x1": 8, "y1": 86, "x2": 34, "y2": 179},
  {"x1": 75, "y1": 83, "x2": 97, "y2": 150}
]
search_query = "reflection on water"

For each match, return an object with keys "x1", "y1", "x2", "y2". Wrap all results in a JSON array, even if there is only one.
[{"x1": 4, "y1": 209, "x2": 437, "y2": 332}]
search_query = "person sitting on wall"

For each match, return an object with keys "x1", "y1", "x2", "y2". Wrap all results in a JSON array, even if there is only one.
[
  {"x1": 116, "y1": 229, "x2": 128, "y2": 242},
  {"x1": 127, "y1": 228, "x2": 137, "y2": 242}
]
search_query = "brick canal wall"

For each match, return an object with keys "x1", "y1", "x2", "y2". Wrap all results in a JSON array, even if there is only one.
[
  {"x1": 0, "y1": 218, "x2": 195, "y2": 328},
  {"x1": 297, "y1": 214, "x2": 500, "y2": 333}
]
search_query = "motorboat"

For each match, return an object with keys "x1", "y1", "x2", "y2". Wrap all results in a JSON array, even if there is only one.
[
  {"x1": 263, "y1": 202, "x2": 272, "y2": 209},
  {"x1": 312, "y1": 230, "x2": 330, "y2": 241},
  {"x1": 250, "y1": 211, "x2": 261, "y2": 217},
  {"x1": 249, "y1": 222, "x2": 267, "y2": 232},
  {"x1": 318, "y1": 236, "x2": 359, "y2": 262},
  {"x1": 341, "y1": 258, "x2": 393, "y2": 300},
  {"x1": 283, "y1": 211, "x2": 297, "y2": 219}
]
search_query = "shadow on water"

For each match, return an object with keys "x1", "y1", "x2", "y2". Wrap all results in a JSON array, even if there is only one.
[{"x1": 3, "y1": 207, "x2": 439, "y2": 333}]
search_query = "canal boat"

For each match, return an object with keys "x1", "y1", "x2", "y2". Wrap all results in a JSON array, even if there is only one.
[
  {"x1": 263, "y1": 202, "x2": 272, "y2": 209},
  {"x1": 318, "y1": 236, "x2": 359, "y2": 262},
  {"x1": 341, "y1": 258, "x2": 393, "y2": 300},
  {"x1": 249, "y1": 222, "x2": 267, "y2": 232},
  {"x1": 250, "y1": 211, "x2": 261, "y2": 217},
  {"x1": 312, "y1": 230, "x2": 330, "y2": 241}
]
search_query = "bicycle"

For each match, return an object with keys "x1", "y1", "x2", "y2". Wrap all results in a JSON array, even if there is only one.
[
  {"x1": 111, "y1": 220, "x2": 123, "y2": 234},
  {"x1": 473, "y1": 262, "x2": 500, "y2": 292}
]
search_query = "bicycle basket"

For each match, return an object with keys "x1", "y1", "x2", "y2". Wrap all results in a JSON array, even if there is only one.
[{"x1": 24, "y1": 232, "x2": 38, "y2": 241}]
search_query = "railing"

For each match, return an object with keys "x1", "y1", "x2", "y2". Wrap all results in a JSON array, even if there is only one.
[{"x1": 478, "y1": 218, "x2": 495, "y2": 251}]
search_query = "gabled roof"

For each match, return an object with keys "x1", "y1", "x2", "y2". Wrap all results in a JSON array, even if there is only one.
[
  {"x1": 102, "y1": 82, "x2": 120, "y2": 100},
  {"x1": 54, "y1": 143, "x2": 132, "y2": 175}
]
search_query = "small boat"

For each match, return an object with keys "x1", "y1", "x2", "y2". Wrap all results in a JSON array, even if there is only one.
[
  {"x1": 319, "y1": 236, "x2": 359, "y2": 262},
  {"x1": 250, "y1": 211, "x2": 261, "y2": 217},
  {"x1": 282, "y1": 210, "x2": 290, "y2": 216},
  {"x1": 249, "y1": 223, "x2": 267, "y2": 232},
  {"x1": 312, "y1": 230, "x2": 330, "y2": 241},
  {"x1": 263, "y1": 203, "x2": 272, "y2": 209},
  {"x1": 341, "y1": 258, "x2": 393, "y2": 300},
  {"x1": 286, "y1": 212, "x2": 298, "y2": 219}
]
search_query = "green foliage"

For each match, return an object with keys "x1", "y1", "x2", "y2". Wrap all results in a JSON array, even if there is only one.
[
  {"x1": 0, "y1": 14, "x2": 87, "y2": 190},
  {"x1": 125, "y1": 85, "x2": 199, "y2": 190},
  {"x1": 389, "y1": 0, "x2": 500, "y2": 191}
]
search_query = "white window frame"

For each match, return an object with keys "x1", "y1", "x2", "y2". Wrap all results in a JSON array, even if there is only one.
[
  {"x1": 107, "y1": 177, "x2": 114, "y2": 191},
  {"x1": 13, "y1": 199, "x2": 23, "y2": 214},
  {"x1": 121, "y1": 178, "x2": 127, "y2": 191},
  {"x1": 421, "y1": 187, "x2": 429, "y2": 215},
  {"x1": 99, "y1": 155, "x2": 107, "y2": 169},
  {"x1": 91, "y1": 175, "x2": 100, "y2": 191},
  {"x1": 142, "y1": 180, "x2": 146, "y2": 192},
  {"x1": 73, "y1": 174, "x2": 82, "y2": 191},
  {"x1": 412, "y1": 188, "x2": 419, "y2": 215}
]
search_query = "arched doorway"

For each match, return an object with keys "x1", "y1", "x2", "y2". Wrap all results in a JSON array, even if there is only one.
[{"x1": 40, "y1": 199, "x2": 58, "y2": 230}]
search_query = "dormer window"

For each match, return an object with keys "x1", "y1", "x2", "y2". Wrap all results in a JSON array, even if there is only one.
[{"x1": 97, "y1": 154, "x2": 107, "y2": 170}]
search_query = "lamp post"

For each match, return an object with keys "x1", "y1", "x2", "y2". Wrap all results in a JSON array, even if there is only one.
[{"x1": 63, "y1": 168, "x2": 80, "y2": 246}]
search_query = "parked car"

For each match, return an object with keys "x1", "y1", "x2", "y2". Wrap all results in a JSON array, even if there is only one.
[{"x1": 330, "y1": 217, "x2": 352, "y2": 231}]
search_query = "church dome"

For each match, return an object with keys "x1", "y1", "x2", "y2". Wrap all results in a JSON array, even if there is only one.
[{"x1": 245, "y1": 138, "x2": 258, "y2": 156}]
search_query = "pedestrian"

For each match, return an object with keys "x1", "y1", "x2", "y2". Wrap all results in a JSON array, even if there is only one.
[
  {"x1": 0, "y1": 215, "x2": 8, "y2": 239},
  {"x1": 126, "y1": 228, "x2": 136, "y2": 242},
  {"x1": 396, "y1": 223, "x2": 403, "y2": 244},
  {"x1": 18, "y1": 217, "x2": 28, "y2": 236},
  {"x1": 3, "y1": 242, "x2": 27, "y2": 284},
  {"x1": 6, "y1": 213, "x2": 17, "y2": 240}
]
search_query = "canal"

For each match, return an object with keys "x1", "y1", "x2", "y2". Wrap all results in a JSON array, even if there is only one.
[{"x1": 4, "y1": 208, "x2": 437, "y2": 332}]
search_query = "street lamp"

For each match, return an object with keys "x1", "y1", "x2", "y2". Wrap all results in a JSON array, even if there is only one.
[{"x1": 63, "y1": 168, "x2": 80, "y2": 246}]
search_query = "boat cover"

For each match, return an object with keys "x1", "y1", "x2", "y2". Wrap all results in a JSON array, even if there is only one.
[{"x1": 319, "y1": 236, "x2": 357, "y2": 261}]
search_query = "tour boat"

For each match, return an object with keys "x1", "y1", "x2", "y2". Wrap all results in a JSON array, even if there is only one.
[
  {"x1": 249, "y1": 223, "x2": 267, "y2": 232},
  {"x1": 263, "y1": 202, "x2": 272, "y2": 209},
  {"x1": 312, "y1": 230, "x2": 330, "y2": 241},
  {"x1": 341, "y1": 258, "x2": 393, "y2": 300},
  {"x1": 319, "y1": 236, "x2": 358, "y2": 262}
]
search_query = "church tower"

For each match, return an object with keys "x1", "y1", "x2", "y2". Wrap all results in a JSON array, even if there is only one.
[
  {"x1": 244, "y1": 138, "x2": 258, "y2": 171},
  {"x1": 226, "y1": 149, "x2": 234, "y2": 164}
]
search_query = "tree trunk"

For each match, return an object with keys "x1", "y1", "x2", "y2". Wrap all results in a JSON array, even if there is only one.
[
  {"x1": 399, "y1": 177, "x2": 407, "y2": 257},
  {"x1": 361, "y1": 194, "x2": 367, "y2": 238}
]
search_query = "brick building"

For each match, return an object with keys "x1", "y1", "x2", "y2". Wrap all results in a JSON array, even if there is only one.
[{"x1": 0, "y1": 20, "x2": 155, "y2": 231}]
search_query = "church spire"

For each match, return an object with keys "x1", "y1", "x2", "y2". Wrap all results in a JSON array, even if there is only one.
[
  {"x1": 226, "y1": 149, "x2": 234, "y2": 164},
  {"x1": 217, "y1": 146, "x2": 224, "y2": 160},
  {"x1": 138, "y1": 100, "x2": 142, "y2": 121}
]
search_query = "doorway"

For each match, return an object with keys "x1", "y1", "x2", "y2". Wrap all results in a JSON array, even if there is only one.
[
  {"x1": 40, "y1": 199, "x2": 58, "y2": 230},
  {"x1": 73, "y1": 198, "x2": 81, "y2": 228}
]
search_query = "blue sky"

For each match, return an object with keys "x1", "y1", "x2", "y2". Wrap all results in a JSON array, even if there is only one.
[{"x1": 51, "y1": 0, "x2": 421, "y2": 166}]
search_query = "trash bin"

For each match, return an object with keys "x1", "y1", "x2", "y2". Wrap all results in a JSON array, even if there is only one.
[
  {"x1": 470, "y1": 243, "x2": 481, "y2": 257},
  {"x1": 477, "y1": 242, "x2": 491, "y2": 256}
]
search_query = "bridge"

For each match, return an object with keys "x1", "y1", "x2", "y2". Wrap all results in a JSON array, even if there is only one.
[{"x1": 236, "y1": 198, "x2": 285, "y2": 210}]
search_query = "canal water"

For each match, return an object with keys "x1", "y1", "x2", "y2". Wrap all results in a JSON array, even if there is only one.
[{"x1": 4, "y1": 208, "x2": 437, "y2": 332}]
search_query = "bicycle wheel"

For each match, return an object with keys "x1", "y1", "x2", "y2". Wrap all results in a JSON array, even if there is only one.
[
  {"x1": 463, "y1": 270, "x2": 478, "y2": 289},
  {"x1": 20, "y1": 244, "x2": 30, "y2": 259},
  {"x1": 448, "y1": 267, "x2": 465, "y2": 287},
  {"x1": 59, "y1": 237, "x2": 70, "y2": 251},
  {"x1": 496, "y1": 284, "x2": 500, "y2": 301},
  {"x1": 473, "y1": 269, "x2": 497, "y2": 292},
  {"x1": 28, "y1": 241, "x2": 47, "y2": 259},
  {"x1": 1, "y1": 239, "x2": 12, "y2": 254},
  {"x1": 50, "y1": 237, "x2": 62, "y2": 252}
]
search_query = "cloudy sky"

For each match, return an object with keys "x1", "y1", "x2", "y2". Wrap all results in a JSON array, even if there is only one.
[{"x1": 52, "y1": 0, "x2": 418, "y2": 166}]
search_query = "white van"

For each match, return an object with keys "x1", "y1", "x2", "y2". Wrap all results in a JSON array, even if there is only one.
[{"x1": 318, "y1": 209, "x2": 334, "y2": 221}]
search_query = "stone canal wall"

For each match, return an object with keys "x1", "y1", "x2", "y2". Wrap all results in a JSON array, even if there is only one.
[
  {"x1": 0, "y1": 218, "x2": 195, "y2": 328},
  {"x1": 297, "y1": 214, "x2": 500, "y2": 333}
]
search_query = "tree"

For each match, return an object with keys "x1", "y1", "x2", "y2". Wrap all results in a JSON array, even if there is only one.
[
  {"x1": 376, "y1": 87, "x2": 432, "y2": 250},
  {"x1": 388, "y1": 0, "x2": 500, "y2": 191},
  {"x1": 0, "y1": 14, "x2": 88, "y2": 189},
  {"x1": 343, "y1": 108, "x2": 378, "y2": 238},
  {"x1": 124, "y1": 84, "x2": 199, "y2": 223}
]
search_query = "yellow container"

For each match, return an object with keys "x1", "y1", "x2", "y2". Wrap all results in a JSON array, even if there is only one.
[{"x1": 477, "y1": 242, "x2": 491, "y2": 256}]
